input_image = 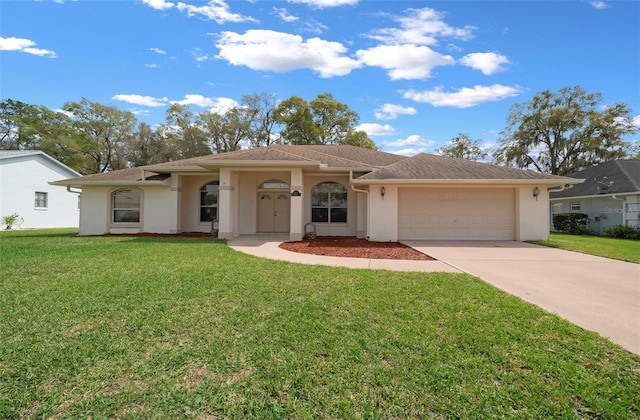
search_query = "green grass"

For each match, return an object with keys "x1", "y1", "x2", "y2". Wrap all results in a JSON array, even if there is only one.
[
  {"x1": 531, "y1": 233, "x2": 640, "y2": 263},
  {"x1": 1, "y1": 229, "x2": 639, "y2": 418}
]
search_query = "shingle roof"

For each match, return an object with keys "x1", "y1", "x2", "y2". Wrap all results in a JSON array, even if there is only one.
[
  {"x1": 550, "y1": 160, "x2": 640, "y2": 198},
  {"x1": 56, "y1": 167, "x2": 166, "y2": 182},
  {"x1": 355, "y1": 153, "x2": 573, "y2": 182},
  {"x1": 149, "y1": 145, "x2": 406, "y2": 169}
]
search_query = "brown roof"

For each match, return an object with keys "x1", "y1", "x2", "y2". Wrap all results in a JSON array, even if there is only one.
[
  {"x1": 151, "y1": 145, "x2": 406, "y2": 169},
  {"x1": 56, "y1": 167, "x2": 166, "y2": 182},
  {"x1": 355, "y1": 153, "x2": 575, "y2": 182}
]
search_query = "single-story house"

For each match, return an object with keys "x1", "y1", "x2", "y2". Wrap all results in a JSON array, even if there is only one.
[
  {"x1": 0, "y1": 150, "x2": 81, "y2": 229},
  {"x1": 51, "y1": 145, "x2": 582, "y2": 241},
  {"x1": 550, "y1": 159, "x2": 640, "y2": 234}
]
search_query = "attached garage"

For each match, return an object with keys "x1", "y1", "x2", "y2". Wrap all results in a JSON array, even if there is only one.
[{"x1": 398, "y1": 188, "x2": 516, "y2": 240}]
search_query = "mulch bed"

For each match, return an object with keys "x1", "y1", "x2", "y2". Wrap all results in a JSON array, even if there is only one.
[{"x1": 279, "y1": 236, "x2": 434, "y2": 260}]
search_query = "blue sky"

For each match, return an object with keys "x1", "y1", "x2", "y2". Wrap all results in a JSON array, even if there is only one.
[{"x1": 1, "y1": 0, "x2": 638, "y2": 156}]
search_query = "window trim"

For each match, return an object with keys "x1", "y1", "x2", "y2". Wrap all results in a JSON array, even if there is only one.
[
  {"x1": 110, "y1": 188, "x2": 141, "y2": 225},
  {"x1": 34, "y1": 191, "x2": 48, "y2": 209},
  {"x1": 570, "y1": 200, "x2": 581, "y2": 212},
  {"x1": 311, "y1": 182, "x2": 348, "y2": 224}
]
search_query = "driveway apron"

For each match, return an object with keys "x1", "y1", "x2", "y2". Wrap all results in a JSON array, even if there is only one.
[{"x1": 403, "y1": 241, "x2": 640, "y2": 355}]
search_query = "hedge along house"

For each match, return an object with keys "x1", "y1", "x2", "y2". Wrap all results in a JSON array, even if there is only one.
[
  {"x1": 51, "y1": 145, "x2": 582, "y2": 242},
  {"x1": 549, "y1": 160, "x2": 640, "y2": 235}
]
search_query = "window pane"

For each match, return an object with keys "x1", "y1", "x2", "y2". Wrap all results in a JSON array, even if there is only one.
[
  {"x1": 34, "y1": 192, "x2": 48, "y2": 208},
  {"x1": 114, "y1": 210, "x2": 140, "y2": 223},
  {"x1": 114, "y1": 190, "x2": 140, "y2": 208},
  {"x1": 312, "y1": 208, "x2": 328, "y2": 223},
  {"x1": 259, "y1": 180, "x2": 289, "y2": 189},
  {"x1": 331, "y1": 192, "x2": 347, "y2": 208},
  {"x1": 311, "y1": 192, "x2": 328, "y2": 207},
  {"x1": 330, "y1": 208, "x2": 347, "y2": 223},
  {"x1": 201, "y1": 191, "x2": 218, "y2": 206},
  {"x1": 200, "y1": 207, "x2": 217, "y2": 222}
]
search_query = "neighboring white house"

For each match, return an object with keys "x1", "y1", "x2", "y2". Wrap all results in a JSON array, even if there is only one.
[
  {"x1": 51, "y1": 145, "x2": 582, "y2": 242},
  {"x1": 549, "y1": 160, "x2": 640, "y2": 234},
  {"x1": 0, "y1": 150, "x2": 81, "y2": 229}
]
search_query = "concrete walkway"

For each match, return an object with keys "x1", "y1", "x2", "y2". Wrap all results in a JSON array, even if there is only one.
[{"x1": 228, "y1": 236, "x2": 640, "y2": 355}]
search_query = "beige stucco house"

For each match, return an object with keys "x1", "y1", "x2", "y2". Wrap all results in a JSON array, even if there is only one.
[{"x1": 52, "y1": 145, "x2": 581, "y2": 242}]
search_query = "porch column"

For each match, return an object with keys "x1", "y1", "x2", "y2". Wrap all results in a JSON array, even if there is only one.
[
  {"x1": 290, "y1": 168, "x2": 304, "y2": 241},
  {"x1": 218, "y1": 168, "x2": 235, "y2": 239}
]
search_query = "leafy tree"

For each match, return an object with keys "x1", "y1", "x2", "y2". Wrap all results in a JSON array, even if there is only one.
[
  {"x1": 494, "y1": 86, "x2": 637, "y2": 175},
  {"x1": 437, "y1": 133, "x2": 488, "y2": 161},
  {"x1": 161, "y1": 104, "x2": 211, "y2": 159},
  {"x1": 63, "y1": 98, "x2": 137, "y2": 173},
  {"x1": 124, "y1": 122, "x2": 176, "y2": 167},
  {"x1": 198, "y1": 107, "x2": 251, "y2": 154},
  {"x1": 275, "y1": 93, "x2": 375, "y2": 149},
  {"x1": 0, "y1": 99, "x2": 41, "y2": 149},
  {"x1": 241, "y1": 92, "x2": 280, "y2": 147}
]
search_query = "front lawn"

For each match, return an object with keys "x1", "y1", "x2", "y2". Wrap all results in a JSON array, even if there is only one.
[
  {"x1": 1, "y1": 229, "x2": 639, "y2": 418},
  {"x1": 531, "y1": 233, "x2": 640, "y2": 263}
]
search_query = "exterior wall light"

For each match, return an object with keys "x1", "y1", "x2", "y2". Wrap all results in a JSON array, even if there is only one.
[
  {"x1": 533, "y1": 187, "x2": 540, "y2": 200},
  {"x1": 380, "y1": 186, "x2": 386, "y2": 197}
]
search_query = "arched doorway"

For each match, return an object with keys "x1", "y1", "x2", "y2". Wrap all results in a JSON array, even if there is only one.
[{"x1": 257, "y1": 179, "x2": 290, "y2": 233}]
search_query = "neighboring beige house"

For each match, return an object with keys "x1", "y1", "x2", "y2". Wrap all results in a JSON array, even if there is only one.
[
  {"x1": 550, "y1": 160, "x2": 640, "y2": 234},
  {"x1": 52, "y1": 145, "x2": 581, "y2": 241},
  {"x1": 0, "y1": 150, "x2": 81, "y2": 229}
]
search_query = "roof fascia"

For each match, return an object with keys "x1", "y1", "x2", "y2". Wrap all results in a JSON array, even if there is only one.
[
  {"x1": 549, "y1": 191, "x2": 640, "y2": 201},
  {"x1": 193, "y1": 160, "x2": 323, "y2": 169},
  {"x1": 50, "y1": 180, "x2": 168, "y2": 188},
  {"x1": 353, "y1": 178, "x2": 584, "y2": 186}
]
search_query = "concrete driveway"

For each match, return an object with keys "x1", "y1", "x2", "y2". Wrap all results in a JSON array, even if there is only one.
[{"x1": 403, "y1": 241, "x2": 640, "y2": 355}]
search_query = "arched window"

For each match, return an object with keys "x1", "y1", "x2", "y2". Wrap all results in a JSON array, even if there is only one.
[
  {"x1": 200, "y1": 181, "x2": 219, "y2": 222},
  {"x1": 112, "y1": 189, "x2": 140, "y2": 223},
  {"x1": 259, "y1": 179, "x2": 289, "y2": 190},
  {"x1": 311, "y1": 182, "x2": 347, "y2": 223}
]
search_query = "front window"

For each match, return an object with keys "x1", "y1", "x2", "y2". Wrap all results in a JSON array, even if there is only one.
[
  {"x1": 34, "y1": 192, "x2": 48, "y2": 208},
  {"x1": 112, "y1": 189, "x2": 140, "y2": 223},
  {"x1": 311, "y1": 182, "x2": 347, "y2": 223},
  {"x1": 200, "y1": 181, "x2": 219, "y2": 222},
  {"x1": 552, "y1": 203, "x2": 563, "y2": 214},
  {"x1": 570, "y1": 201, "x2": 581, "y2": 212}
]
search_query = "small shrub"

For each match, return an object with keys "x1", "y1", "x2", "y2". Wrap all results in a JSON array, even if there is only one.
[
  {"x1": 553, "y1": 213, "x2": 590, "y2": 235},
  {"x1": 604, "y1": 224, "x2": 640, "y2": 240},
  {"x1": 1, "y1": 213, "x2": 19, "y2": 230}
]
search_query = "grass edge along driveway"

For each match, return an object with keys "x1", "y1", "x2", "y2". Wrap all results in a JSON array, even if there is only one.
[
  {"x1": 1, "y1": 229, "x2": 639, "y2": 418},
  {"x1": 530, "y1": 232, "x2": 640, "y2": 263}
]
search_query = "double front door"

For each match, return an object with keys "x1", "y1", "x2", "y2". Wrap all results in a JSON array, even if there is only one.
[{"x1": 257, "y1": 191, "x2": 290, "y2": 233}]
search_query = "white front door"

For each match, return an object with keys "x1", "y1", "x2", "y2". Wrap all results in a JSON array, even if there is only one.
[{"x1": 257, "y1": 192, "x2": 290, "y2": 233}]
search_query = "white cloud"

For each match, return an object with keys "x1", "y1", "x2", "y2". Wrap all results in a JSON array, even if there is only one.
[
  {"x1": 273, "y1": 7, "x2": 298, "y2": 22},
  {"x1": 112, "y1": 94, "x2": 168, "y2": 107},
  {"x1": 460, "y1": 52, "x2": 510, "y2": 75},
  {"x1": 172, "y1": 94, "x2": 217, "y2": 107},
  {"x1": 149, "y1": 47, "x2": 166, "y2": 54},
  {"x1": 403, "y1": 84, "x2": 522, "y2": 108},
  {"x1": 374, "y1": 103, "x2": 417, "y2": 120},
  {"x1": 287, "y1": 0, "x2": 358, "y2": 8},
  {"x1": 209, "y1": 97, "x2": 239, "y2": 114},
  {"x1": 632, "y1": 114, "x2": 640, "y2": 129},
  {"x1": 0, "y1": 37, "x2": 56, "y2": 58},
  {"x1": 356, "y1": 44, "x2": 454, "y2": 80},
  {"x1": 382, "y1": 134, "x2": 435, "y2": 149},
  {"x1": 368, "y1": 8, "x2": 475, "y2": 46},
  {"x1": 216, "y1": 30, "x2": 361, "y2": 77},
  {"x1": 176, "y1": 0, "x2": 257, "y2": 24},
  {"x1": 356, "y1": 123, "x2": 396, "y2": 136},
  {"x1": 588, "y1": 1, "x2": 609, "y2": 9},
  {"x1": 172, "y1": 94, "x2": 238, "y2": 113},
  {"x1": 145, "y1": 63, "x2": 159, "y2": 68},
  {"x1": 142, "y1": 0, "x2": 175, "y2": 10},
  {"x1": 191, "y1": 48, "x2": 212, "y2": 62}
]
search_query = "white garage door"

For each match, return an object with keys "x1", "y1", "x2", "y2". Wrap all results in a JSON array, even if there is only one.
[{"x1": 398, "y1": 188, "x2": 515, "y2": 240}]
